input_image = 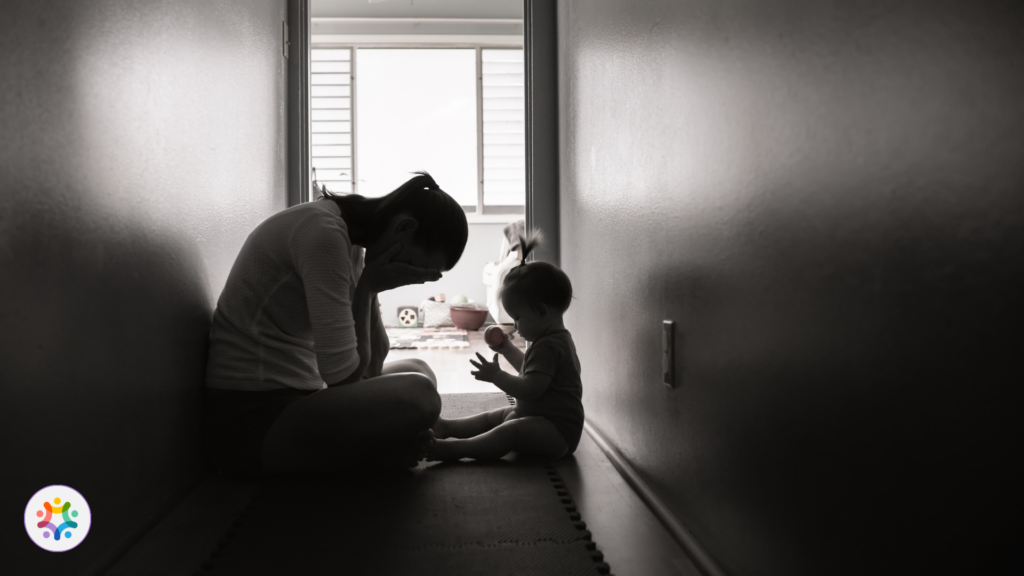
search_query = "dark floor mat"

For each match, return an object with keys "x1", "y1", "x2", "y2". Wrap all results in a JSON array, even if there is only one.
[{"x1": 200, "y1": 394, "x2": 609, "y2": 576}]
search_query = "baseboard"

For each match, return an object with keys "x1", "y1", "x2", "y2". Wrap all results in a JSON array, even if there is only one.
[{"x1": 583, "y1": 421, "x2": 728, "y2": 576}]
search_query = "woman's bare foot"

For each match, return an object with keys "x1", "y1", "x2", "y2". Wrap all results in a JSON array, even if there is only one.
[
  {"x1": 417, "y1": 429, "x2": 434, "y2": 455},
  {"x1": 425, "y1": 438, "x2": 464, "y2": 462}
]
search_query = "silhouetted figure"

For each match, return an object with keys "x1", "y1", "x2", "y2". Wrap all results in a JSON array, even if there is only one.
[
  {"x1": 426, "y1": 229, "x2": 584, "y2": 462},
  {"x1": 204, "y1": 172, "x2": 468, "y2": 479}
]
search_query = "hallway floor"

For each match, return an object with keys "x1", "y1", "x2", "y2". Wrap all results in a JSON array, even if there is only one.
[
  {"x1": 389, "y1": 328, "x2": 700, "y2": 576},
  {"x1": 106, "y1": 329, "x2": 698, "y2": 576}
]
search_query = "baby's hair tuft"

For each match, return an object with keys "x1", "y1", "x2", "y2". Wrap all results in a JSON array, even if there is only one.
[
  {"x1": 500, "y1": 227, "x2": 574, "y2": 315},
  {"x1": 516, "y1": 228, "x2": 545, "y2": 265}
]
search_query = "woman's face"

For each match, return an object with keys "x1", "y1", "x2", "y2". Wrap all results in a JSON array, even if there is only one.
[
  {"x1": 394, "y1": 242, "x2": 447, "y2": 275},
  {"x1": 369, "y1": 213, "x2": 447, "y2": 275}
]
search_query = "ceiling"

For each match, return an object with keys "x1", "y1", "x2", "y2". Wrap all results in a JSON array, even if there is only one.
[{"x1": 311, "y1": 0, "x2": 523, "y2": 20}]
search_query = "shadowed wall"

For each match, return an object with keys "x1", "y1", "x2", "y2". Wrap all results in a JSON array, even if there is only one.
[
  {"x1": 0, "y1": 0, "x2": 287, "y2": 573},
  {"x1": 557, "y1": 1, "x2": 1023, "y2": 574}
]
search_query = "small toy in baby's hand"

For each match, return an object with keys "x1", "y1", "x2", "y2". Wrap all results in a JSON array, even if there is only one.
[{"x1": 484, "y1": 325, "x2": 506, "y2": 347}]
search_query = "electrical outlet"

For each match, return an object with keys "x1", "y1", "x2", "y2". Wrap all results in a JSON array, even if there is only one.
[
  {"x1": 662, "y1": 320, "x2": 675, "y2": 388},
  {"x1": 282, "y1": 21, "x2": 289, "y2": 59}
]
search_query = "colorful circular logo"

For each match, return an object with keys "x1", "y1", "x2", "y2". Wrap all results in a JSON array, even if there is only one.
[{"x1": 24, "y1": 485, "x2": 92, "y2": 552}]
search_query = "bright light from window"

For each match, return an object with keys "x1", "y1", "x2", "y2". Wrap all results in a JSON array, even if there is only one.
[
  {"x1": 355, "y1": 49, "x2": 478, "y2": 206},
  {"x1": 482, "y1": 49, "x2": 525, "y2": 208}
]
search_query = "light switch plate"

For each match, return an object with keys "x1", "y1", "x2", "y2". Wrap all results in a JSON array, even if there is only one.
[
  {"x1": 662, "y1": 320, "x2": 675, "y2": 388},
  {"x1": 282, "y1": 21, "x2": 289, "y2": 59}
]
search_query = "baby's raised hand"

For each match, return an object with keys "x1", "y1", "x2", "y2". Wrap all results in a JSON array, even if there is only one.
[{"x1": 469, "y1": 352, "x2": 502, "y2": 383}]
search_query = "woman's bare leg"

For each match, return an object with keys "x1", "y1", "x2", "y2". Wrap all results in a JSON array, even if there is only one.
[
  {"x1": 380, "y1": 357, "x2": 437, "y2": 388},
  {"x1": 426, "y1": 416, "x2": 568, "y2": 462},
  {"x1": 261, "y1": 371, "x2": 440, "y2": 475}
]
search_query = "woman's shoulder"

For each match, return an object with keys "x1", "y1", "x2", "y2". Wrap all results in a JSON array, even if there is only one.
[
  {"x1": 264, "y1": 200, "x2": 348, "y2": 233},
  {"x1": 248, "y1": 200, "x2": 352, "y2": 256},
  {"x1": 280, "y1": 198, "x2": 342, "y2": 220}
]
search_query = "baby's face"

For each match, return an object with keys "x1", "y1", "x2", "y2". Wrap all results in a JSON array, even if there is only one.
[{"x1": 502, "y1": 297, "x2": 545, "y2": 341}]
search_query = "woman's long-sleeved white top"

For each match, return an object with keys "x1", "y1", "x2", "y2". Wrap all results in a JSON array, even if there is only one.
[{"x1": 205, "y1": 200, "x2": 365, "y2": 391}]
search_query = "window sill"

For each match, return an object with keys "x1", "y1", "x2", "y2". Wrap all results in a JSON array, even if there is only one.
[{"x1": 465, "y1": 213, "x2": 524, "y2": 225}]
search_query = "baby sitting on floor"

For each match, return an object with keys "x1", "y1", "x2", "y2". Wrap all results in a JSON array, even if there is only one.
[{"x1": 425, "y1": 229, "x2": 583, "y2": 462}]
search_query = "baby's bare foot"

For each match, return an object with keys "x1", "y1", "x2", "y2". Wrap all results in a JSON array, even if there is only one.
[
  {"x1": 425, "y1": 438, "x2": 463, "y2": 462},
  {"x1": 431, "y1": 418, "x2": 451, "y2": 440}
]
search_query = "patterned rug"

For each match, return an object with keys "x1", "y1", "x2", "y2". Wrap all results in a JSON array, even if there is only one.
[{"x1": 386, "y1": 327, "x2": 471, "y2": 349}]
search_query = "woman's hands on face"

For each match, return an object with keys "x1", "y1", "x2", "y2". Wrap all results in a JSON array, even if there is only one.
[{"x1": 361, "y1": 243, "x2": 441, "y2": 293}]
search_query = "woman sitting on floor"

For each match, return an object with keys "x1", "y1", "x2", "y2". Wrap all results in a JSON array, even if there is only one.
[{"x1": 204, "y1": 172, "x2": 468, "y2": 479}]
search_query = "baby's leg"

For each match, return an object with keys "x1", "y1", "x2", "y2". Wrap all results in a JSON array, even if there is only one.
[
  {"x1": 427, "y1": 416, "x2": 568, "y2": 462},
  {"x1": 434, "y1": 406, "x2": 516, "y2": 439}
]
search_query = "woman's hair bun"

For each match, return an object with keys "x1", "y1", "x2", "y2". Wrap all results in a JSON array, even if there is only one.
[
  {"x1": 515, "y1": 228, "x2": 545, "y2": 265},
  {"x1": 411, "y1": 170, "x2": 440, "y2": 191}
]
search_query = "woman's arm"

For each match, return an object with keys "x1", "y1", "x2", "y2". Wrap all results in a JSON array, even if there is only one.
[
  {"x1": 361, "y1": 294, "x2": 390, "y2": 379},
  {"x1": 329, "y1": 279, "x2": 376, "y2": 386}
]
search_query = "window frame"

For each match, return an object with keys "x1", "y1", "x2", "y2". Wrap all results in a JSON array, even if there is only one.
[{"x1": 309, "y1": 41, "x2": 525, "y2": 224}]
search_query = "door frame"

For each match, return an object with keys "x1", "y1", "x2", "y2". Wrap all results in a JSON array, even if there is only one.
[
  {"x1": 524, "y1": 0, "x2": 560, "y2": 266},
  {"x1": 287, "y1": 0, "x2": 311, "y2": 208}
]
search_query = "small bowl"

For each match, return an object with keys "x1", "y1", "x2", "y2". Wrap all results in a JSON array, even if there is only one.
[{"x1": 450, "y1": 305, "x2": 489, "y2": 331}]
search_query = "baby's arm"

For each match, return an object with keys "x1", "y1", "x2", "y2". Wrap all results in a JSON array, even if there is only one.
[
  {"x1": 491, "y1": 371, "x2": 551, "y2": 403},
  {"x1": 493, "y1": 337, "x2": 525, "y2": 373},
  {"x1": 471, "y1": 349, "x2": 552, "y2": 402}
]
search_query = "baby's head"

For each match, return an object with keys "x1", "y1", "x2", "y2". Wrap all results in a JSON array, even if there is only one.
[{"x1": 498, "y1": 229, "x2": 574, "y2": 341}]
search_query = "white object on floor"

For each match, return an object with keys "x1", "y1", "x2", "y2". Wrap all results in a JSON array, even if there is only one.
[
  {"x1": 417, "y1": 339, "x2": 470, "y2": 349},
  {"x1": 482, "y1": 219, "x2": 525, "y2": 325}
]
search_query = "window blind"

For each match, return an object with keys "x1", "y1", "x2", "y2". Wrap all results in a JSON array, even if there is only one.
[
  {"x1": 481, "y1": 49, "x2": 525, "y2": 209},
  {"x1": 311, "y1": 48, "x2": 353, "y2": 197}
]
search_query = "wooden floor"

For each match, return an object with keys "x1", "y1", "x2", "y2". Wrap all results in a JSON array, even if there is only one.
[
  {"x1": 388, "y1": 326, "x2": 701, "y2": 576},
  {"x1": 386, "y1": 324, "x2": 528, "y2": 393}
]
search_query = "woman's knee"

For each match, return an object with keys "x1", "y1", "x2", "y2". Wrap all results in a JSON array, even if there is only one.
[
  {"x1": 398, "y1": 372, "x2": 441, "y2": 426},
  {"x1": 382, "y1": 357, "x2": 437, "y2": 387},
  {"x1": 407, "y1": 358, "x2": 437, "y2": 387}
]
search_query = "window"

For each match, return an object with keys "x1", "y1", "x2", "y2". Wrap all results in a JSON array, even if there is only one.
[
  {"x1": 481, "y1": 48, "x2": 525, "y2": 213},
  {"x1": 310, "y1": 48, "x2": 353, "y2": 193},
  {"x1": 310, "y1": 46, "x2": 525, "y2": 218}
]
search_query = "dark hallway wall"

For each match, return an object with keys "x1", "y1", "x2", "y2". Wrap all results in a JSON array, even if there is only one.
[
  {"x1": 0, "y1": 0, "x2": 287, "y2": 573},
  {"x1": 557, "y1": 1, "x2": 1023, "y2": 574}
]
